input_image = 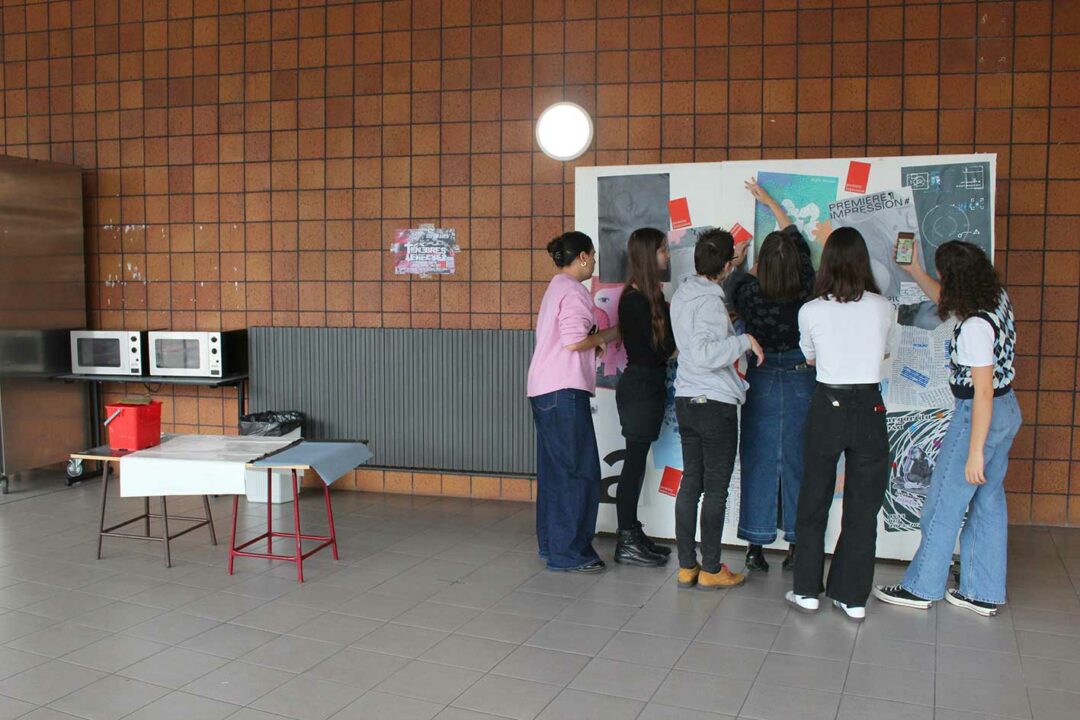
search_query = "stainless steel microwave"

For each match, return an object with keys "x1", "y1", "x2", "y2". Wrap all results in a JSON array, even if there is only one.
[
  {"x1": 70, "y1": 330, "x2": 145, "y2": 376},
  {"x1": 1, "y1": 329, "x2": 70, "y2": 377},
  {"x1": 148, "y1": 330, "x2": 247, "y2": 378}
]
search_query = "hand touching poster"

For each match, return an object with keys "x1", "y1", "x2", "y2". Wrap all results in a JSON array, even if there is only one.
[{"x1": 753, "y1": 171, "x2": 838, "y2": 268}]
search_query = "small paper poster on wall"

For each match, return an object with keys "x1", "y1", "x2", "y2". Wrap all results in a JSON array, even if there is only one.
[{"x1": 392, "y1": 226, "x2": 459, "y2": 276}]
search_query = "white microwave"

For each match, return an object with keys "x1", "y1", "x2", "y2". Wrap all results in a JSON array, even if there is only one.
[
  {"x1": 148, "y1": 330, "x2": 247, "y2": 378},
  {"x1": 70, "y1": 330, "x2": 145, "y2": 376}
]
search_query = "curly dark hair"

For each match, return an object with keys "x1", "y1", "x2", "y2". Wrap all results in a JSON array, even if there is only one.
[{"x1": 935, "y1": 241, "x2": 1002, "y2": 321}]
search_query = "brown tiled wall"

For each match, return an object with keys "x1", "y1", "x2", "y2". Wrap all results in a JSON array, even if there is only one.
[{"x1": 1, "y1": 0, "x2": 1077, "y2": 519}]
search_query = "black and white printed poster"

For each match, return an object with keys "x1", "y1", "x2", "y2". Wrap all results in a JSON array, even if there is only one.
[{"x1": 597, "y1": 173, "x2": 671, "y2": 284}]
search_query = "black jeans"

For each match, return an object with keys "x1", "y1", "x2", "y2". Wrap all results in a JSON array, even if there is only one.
[
  {"x1": 794, "y1": 384, "x2": 889, "y2": 606},
  {"x1": 616, "y1": 365, "x2": 667, "y2": 531},
  {"x1": 674, "y1": 397, "x2": 739, "y2": 573},
  {"x1": 616, "y1": 440, "x2": 650, "y2": 530}
]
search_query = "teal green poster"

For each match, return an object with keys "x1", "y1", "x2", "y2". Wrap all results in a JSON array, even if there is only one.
[{"x1": 753, "y1": 171, "x2": 839, "y2": 268}]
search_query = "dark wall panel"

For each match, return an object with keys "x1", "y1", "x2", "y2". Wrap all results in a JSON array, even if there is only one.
[{"x1": 250, "y1": 327, "x2": 535, "y2": 475}]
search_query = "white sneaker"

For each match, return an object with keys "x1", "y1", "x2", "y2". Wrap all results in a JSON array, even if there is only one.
[
  {"x1": 832, "y1": 599, "x2": 866, "y2": 622},
  {"x1": 785, "y1": 590, "x2": 819, "y2": 613}
]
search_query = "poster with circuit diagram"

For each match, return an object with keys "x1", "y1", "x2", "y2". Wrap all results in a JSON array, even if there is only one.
[{"x1": 901, "y1": 162, "x2": 992, "y2": 279}]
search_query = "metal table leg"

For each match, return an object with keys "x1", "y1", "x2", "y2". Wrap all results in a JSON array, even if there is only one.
[
  {"x1": 97, "y1": 461, "x2": 110, "y2": 559},
  {"x1": 292, "y1": 470, "x2": 303, "y2": 583},
  {"x1": 202, "y1": 496, "x2": 217, "y2": 545},
  {"x1": 89, "y1": 382, "x2": 103, "y2": 448},
  {"x1": 266, "y1": 469, "x2": 273, "y2": 554},
  {"x1": 160, "y1": 496, "x2": 171, "y2": 568},
  {"x1": 227, "y1": 495, "x2": 240, "y2": 575},
  {"x1": 324, "y1": 484, "x2": 339, "y2": 561}
]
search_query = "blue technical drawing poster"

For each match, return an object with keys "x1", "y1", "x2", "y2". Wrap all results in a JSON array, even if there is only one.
[{"x1": 902, "y1": 161, "x2": 992, "y2": 278}]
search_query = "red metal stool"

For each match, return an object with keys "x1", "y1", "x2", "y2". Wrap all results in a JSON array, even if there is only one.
[{"x1": 228, "y1": 467, "x2": 339, "y2": 583}]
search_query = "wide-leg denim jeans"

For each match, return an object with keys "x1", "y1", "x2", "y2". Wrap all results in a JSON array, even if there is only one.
[{"x1": 901, "y1": 392, "x2": 1022, "y2": 604}]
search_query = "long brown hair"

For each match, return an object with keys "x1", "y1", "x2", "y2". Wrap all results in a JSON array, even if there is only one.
[
  {"x1": 935, "y1": 241, "x2": 1003, "y2": 321},
  {"x1": 757, "y1": 230, "x2": 803, "y2": 302},
  {"x1": 814, "y1": 226, "x2": 880, "y2": 302},
  {"x1": 623, "y1": 227, "x2": 667, "y2": 349}
]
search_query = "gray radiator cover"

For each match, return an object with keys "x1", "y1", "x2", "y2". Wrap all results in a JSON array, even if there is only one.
[{"x1": 249, "y1": 327, "x2": 536, "y2": 475}]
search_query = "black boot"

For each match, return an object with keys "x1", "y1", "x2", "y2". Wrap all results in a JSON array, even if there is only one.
[
  {"x1": 745, "y1": 544, "x2": 770, "y2": 572},
  {"x1": 614, "y1": 529, "x2": 667, "y2": 567},
  {"x1": 634, "y1": 521, "x2": 671, "y2": 556},
  {"x1": 782, "y1": 544, "x2": 796, "y2": 571}
]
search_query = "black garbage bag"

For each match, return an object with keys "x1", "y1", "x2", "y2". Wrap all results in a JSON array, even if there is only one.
[{"x1": 239, "y1": 411, "x2": 305, "y2": 437}]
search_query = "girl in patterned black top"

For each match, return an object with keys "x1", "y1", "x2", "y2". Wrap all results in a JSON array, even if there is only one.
[
  {"x1": 875, "y1": 241, "x2": 1020, "y2": 617},
  {"x1": 729, "y1": 179, "x2": 819, "y2": 573}
]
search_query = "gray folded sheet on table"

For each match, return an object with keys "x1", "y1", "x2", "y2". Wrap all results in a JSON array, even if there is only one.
[{"x1": 251, "y1": 441, "x2": 373, "y2": 486}]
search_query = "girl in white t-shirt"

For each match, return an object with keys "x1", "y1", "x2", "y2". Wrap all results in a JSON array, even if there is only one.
[
  {"x1": 875, "y1": 241, "x2": 1020, "y2": 617},
  {"x1": 787, "y1": 227, "x2": 896, "y2": 622}
]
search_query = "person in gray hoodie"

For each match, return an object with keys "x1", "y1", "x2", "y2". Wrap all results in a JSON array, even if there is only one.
[{"x1": 670, "y1": 229, "x2": 764, "y2": 590}]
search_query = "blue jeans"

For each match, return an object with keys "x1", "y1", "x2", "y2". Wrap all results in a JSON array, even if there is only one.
[
  {"x1": 738, "y1": 349, "x2": 816, "y2": 545},
  {"x1": 902, "y1": 392, "x2": 1023, "y2": 604},
  {"x1": 531, "y1": 389, "x2": 601, "y2": 570}
]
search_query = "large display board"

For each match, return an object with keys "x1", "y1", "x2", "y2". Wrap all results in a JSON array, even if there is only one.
[{"x1": 575, "y1": 155, "x2": 996, "y2": 561}]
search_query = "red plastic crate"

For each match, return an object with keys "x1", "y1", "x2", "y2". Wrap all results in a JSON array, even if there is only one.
[{"x1": 105, "y1": 401, "x2": 162, "y2": 452}]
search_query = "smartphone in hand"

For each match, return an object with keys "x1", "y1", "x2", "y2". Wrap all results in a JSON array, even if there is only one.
[{"x1": 895, "y1": 231, "x2": 915, "y2": 265}]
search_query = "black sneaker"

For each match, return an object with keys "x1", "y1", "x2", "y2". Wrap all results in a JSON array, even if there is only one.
[
  {"x1": 872, "y1": 584, "x2": 932, "y2": 610},
  {"x1": 945, "y1": 588, "x2": 998, "y2": 617},
  {"x1": 562, "y1": 559, "x2": 605, "y2": 574}
]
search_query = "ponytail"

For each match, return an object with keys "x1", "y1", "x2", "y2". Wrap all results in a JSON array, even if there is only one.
[{"x1": 547, "y1": 231, "x2": 594, "y2": 268}]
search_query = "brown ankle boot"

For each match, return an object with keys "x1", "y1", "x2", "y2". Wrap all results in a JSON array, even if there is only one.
[
  {"x1": 677, "y1": 565, "x2": 700, "y2": 589},
  {"x1": 698, "y1": 564, "x2": 745, "y2": 590}
]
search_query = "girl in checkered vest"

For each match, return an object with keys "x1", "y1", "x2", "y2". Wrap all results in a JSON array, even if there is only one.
[{"x1": 875, "y1": 241, "x2": 1020, "y2": 617}]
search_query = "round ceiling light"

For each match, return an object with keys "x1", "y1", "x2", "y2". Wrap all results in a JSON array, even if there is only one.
[{"x1": 535, "y1": 102, "x2": 593, "y2": 161}]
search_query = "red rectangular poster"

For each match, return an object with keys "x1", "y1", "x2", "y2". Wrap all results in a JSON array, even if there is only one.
[
  {"x1": 845, "y1": 161, "x2": 871, "y2": 194},
  {"x1": 729, "y1": 222, "x2": 752, "y2": 244},
  {"x1": 658, "y1": 466, "x2": 683, "y2": 497},
  {"x1": 668, "y1": 198, "x2": 692, "y2": 230}
]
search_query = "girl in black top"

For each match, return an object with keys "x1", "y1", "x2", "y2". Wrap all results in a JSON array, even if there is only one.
[
  {"x1": 614, "y1": 227, "x2": 675, "y2": 567},
  {"x1": 728, "y1": 179, "x2": 817, "y2": 573}
]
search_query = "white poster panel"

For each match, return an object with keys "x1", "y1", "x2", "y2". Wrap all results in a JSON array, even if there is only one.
[{"x1": 575, "y1": 154, "x2": 996, "y2": 561}]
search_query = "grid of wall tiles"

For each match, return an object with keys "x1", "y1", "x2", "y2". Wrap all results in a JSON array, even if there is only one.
[{"x1": 0, "y1": 0, "x2": 1077, "y2": 519}]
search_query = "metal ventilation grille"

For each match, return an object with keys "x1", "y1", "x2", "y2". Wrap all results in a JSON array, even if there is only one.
[{"x1": 249, "y1": 327, "x2": 536, "y2": 475}]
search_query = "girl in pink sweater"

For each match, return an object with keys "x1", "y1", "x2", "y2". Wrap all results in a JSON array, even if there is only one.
[{"x1": 527, "y1": 232, "x2": 618, "y2": 573}]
